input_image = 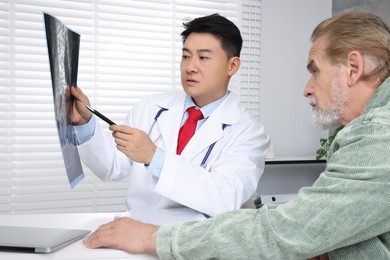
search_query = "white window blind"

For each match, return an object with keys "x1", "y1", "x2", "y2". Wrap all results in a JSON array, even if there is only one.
[
  {"x1": 0, "y1": 0, "x2": 10, "y2": 213},
  {"x1": 241, "y1": 0, "x2": 262, "y2": 117},
  {"x1": 0, "y1": 0, "x2": 262, "y2": 214}
]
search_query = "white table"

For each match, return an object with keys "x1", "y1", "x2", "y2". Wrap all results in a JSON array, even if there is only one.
[{"x1": 0, "y1": 211, "x2": 201, "y2": 260}]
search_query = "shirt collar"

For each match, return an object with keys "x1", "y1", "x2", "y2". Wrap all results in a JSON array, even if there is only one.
[{"x1": 184, "y1": 91, "x2": 230, "y2": 119}]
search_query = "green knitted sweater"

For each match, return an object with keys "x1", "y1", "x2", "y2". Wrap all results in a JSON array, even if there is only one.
[{"x1": 156, "y1": 78, "x2": 390, "y2": 259}]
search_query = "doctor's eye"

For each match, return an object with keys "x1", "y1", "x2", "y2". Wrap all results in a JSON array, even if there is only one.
[{"x1": 182, "y1": 55, "x2": 190, "y2": 60}]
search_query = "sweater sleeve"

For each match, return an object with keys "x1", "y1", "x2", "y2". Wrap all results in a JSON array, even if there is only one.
[{"x1": 156, "y1": 121, "x2": 390, "y2": 260}]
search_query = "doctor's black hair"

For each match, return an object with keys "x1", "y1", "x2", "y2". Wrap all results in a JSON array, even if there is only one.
[{"x1": 180, "y1": 13, "x2": 243, "y2": 58}]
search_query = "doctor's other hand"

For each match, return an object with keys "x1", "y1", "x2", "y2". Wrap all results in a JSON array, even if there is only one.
[
  {"x1": 69, "y1": 86, "x2": 92, "y2": 125},
  {"x1": 83, "y1": 217, "x2": 158, "y2": 255},
  {"x1": 110, "y1": 124, "x2": 157, "y2": 165}
]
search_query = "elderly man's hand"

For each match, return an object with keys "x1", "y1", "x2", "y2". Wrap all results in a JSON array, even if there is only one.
[{"x1": 83, "y1": 217, "x2": 159, "y2": 255}]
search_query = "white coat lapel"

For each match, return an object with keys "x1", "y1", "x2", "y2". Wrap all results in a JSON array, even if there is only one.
[
  {"x1": 156, "y1": 92, "x2": 186, "y2": 153},
  {"x1": 181, "y1": 93, "x2": 241, "y2": 159},
  {"x1": 182, "y1": 112, "x2": 224, "y2": 157}
]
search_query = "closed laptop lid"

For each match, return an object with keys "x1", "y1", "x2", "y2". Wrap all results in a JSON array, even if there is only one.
[{"x1": 0, "y1": 226, "x2": 90, "y2": 253}]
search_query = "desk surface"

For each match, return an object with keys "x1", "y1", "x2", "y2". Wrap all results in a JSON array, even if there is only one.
[{"x1": 0, "y1": 212, "x2": 159, "y2": 260}]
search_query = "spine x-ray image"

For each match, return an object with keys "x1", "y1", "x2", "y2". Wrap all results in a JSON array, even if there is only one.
[{"x1": 44, "y1": 13, "x2": 84, "y2": 188}]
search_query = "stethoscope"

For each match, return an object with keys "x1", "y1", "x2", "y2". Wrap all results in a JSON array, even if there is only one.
[{"x1": 148, "y1": 108, "x2": 227, "y2": 167}]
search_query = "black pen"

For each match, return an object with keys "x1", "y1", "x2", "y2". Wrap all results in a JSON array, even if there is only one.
[{"x1": 85, "y1": 105, "x2": 116, "y2": 125}]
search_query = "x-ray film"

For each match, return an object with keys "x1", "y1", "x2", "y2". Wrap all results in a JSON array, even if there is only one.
[{"x1": 44, "y1": 13, "x2": 84, "y2": 188}]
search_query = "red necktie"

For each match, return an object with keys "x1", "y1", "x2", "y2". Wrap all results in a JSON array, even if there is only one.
[{"x1": 177, "y1": 107, "x2": 203, "y2": 155}]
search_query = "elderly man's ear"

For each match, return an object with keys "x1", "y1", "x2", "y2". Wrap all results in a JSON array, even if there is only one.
[{"x1": 346, "y1": 51, "x2": 364, "y2": 86}]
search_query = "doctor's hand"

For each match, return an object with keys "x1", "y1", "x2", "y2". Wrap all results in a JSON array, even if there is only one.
[
  {"x1": 69, "y1": 86, "x2": 92, "y2": 125},
  {"x1": 83, "y1": 217, "x2": 158, "y2": 255},
  {"x1": 110, "y1": 125, "x2": 157, "y2": 165}
]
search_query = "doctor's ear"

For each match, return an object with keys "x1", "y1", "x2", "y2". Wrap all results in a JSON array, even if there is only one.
[{"x1": 228, "y1": 57, "x2": 240, "y2": 77}]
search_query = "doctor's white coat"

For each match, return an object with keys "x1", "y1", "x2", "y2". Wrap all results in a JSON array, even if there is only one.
[{"x1": 78, "y1": 91, "x2": 270, "y2": 217}]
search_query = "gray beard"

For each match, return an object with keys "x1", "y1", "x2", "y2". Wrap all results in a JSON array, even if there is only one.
[
  {"x1": 310, "y1": 106, "x2": 341, "y2": 129},
  {"x1": 308, "y1": 76, "x2": 348, "y2": 129}
]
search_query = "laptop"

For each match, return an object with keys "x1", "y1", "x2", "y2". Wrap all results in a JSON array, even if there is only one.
[{"x1": 0, "y1": 225, "x2": 90, "y2": 253}]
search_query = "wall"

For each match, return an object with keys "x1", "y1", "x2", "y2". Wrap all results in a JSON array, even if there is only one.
[
  {"x1": 333, "y1": 0, "x2": 390, "y2": 25},
  {"x1": 259, "y1": 0, "x2": 332, "y2": 159}
]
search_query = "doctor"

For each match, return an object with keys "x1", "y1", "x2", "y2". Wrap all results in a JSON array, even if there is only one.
[{"x1": 70, "y1": 13, "x2": 270, "y2": 217}]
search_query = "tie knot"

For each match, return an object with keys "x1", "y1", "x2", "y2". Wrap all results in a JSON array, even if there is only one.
[{"x1": 187, "y1": 107, "x2": 203, "y2": 121}]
